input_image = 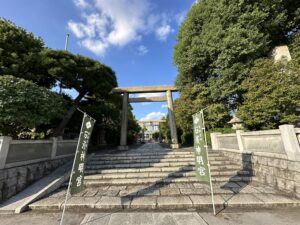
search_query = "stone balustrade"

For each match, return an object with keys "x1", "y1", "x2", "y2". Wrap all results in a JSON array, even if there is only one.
[
  {"x1": 0, "y1": 137, "x2": 77, "y2": 202},
  {"x1": 211, "y1": 125, "x2": 300, "y2": 198}
]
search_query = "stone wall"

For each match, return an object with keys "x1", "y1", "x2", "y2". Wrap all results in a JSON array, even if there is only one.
[
  {"x1": 218, "y1": 150, "x2": 300, "y2": 198},
  {"x1": 0, "y1": 137, "x2": 77, "y2": 203},
  {"x1": 211, "y1": 125, "x2": 300, "y2": 198},
  {"x1": 0, "y1": 157, "x2": 71, "y2": 203}
]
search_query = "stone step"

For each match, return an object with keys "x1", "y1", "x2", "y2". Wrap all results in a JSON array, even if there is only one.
[
  {"x1": 96, "y1": 151, "x2": 221, "y2": 157},
  {"x1": 85, "y1": 161, "x2": 235, "y2": 169},
  {"x1": 84, "y1": 170, "x2": 250, "y2": 179},
  {"x1": 85, "y1": 164, "x2": 242, "y2": 173},
  {"x1": 28, "y1": 193, "x2": 300, "y2": 211},
  {"x1": 84, "y1": 176, "x2": 252, "y2": 186},
  {"x1": 90, "y1": 154, "x2": 224, "y2": 160},
  {"x1": 88, "y1": 157, "x2": 229, "y2": 164}
]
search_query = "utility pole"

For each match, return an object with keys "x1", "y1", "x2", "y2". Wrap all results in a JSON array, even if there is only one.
[
  {"x1": 59, "y1": 34, "x2": 70, "y2": 94},
  {"x1": 65, "y1": 33, "x2": 70, "y2": 51}
]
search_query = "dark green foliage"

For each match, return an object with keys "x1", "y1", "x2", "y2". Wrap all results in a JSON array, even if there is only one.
[
  {"x1": 41, "y1": 49, "x2": 117, "y2": 97},
  {"x1": 0, "y1": 18, "x2": 54, "y2": 87},
  {"x1": 173, "y1": 0, "x2": 300, "y2": 136},
  {"x1": 127, "y1": 106, "x2": 141, "y2": 144},
  {"x1": 0, "y1": 75, "x2": 66, "y2": 137},
  {"x1": 174, "y1": 84, "x2": 230, "y2": 135},
  {"x1": 289, "y1": 32, "x2": 300, "y2": 63},
  {"x1": 152, "y1": 132, "x2": 160, "y2": 140},
  {"x1": 40, "y1": 49, "x2": 118, "y2": 137},
  {"x1": 238, "y1": 59, "x2": 300, "y2": 129}
]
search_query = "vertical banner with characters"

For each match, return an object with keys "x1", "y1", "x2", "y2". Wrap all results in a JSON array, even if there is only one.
[
  {"x1": 192, "y1": 109, "x2": 216, "y2": 215},
  {"x1": 60, "y1": 112, "x2": 96, "y2": 225},
  {"x1": 193, "y1": 111, "x2": 210, "y2": 182},
  {"x1": 69, "y1": 113, "x2": 95, "y2": 195}
]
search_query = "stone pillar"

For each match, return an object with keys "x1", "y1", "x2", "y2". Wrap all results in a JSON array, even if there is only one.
[
  {"x1": 0, "y1": 136, "x2": 12, "y2": 169},
  {"x1": 142, "y1": 123, "x2": 145, "y2": 142},
  {"x1": 279, "y1": 125, "x2": 300, "y2": 161},
  {"x1": 167, "y1": 90, "x2": 179, "y2": 149},
  {"x1": 159, "y1": 123, "x2": 162, "y2": 143},
  {"x1": 210, "y1": 132, "x2": 221, "y2": 150},
  {"x1": 51, "y1": 137, "x2": 58, "y2": 159},
  {"x1": 236, "y1": 130, "x2": 245, "y2": 153},
  {"x1": 118, "y1": 92, "x2": 129, "y2": 150}
]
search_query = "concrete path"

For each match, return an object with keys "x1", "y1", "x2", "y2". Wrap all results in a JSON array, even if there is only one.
[
  {"x1": 130, "y1": 143, "x2": 167, "y2": 152},
  {"x1": 1, "y1": 208, "x2": 300, "y2": 225},
  {"x1": 28, "y1": 143, "x2": 300, "y2": 211}
]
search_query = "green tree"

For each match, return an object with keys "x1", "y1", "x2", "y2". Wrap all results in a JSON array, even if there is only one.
[
  {"x1": 152, "y1": 132, "x2": 160, "y2": 140},
  {"x1": 41, "y1": 49, "x2": 117, "y2": 137},
  {"x1": 174, "y1": 0, "x2": 300, "y2": 109},
  {"x1": 127, "y1": 108, "x2": 141, "y2": 144},
  {"x1": 0, "y1": 75, "x2": 66, "y2": 137},
  {"x1": 0, "y1": 18, "x2": 54, "y2": 87},
  {"x1": 238, "y1": 59, "x2": 300, "y2": 130},
  {"x1": 160, "y1": 116, "x2": 170, "y2": 143},
  {"x1": 290, "y1": 31, "x2": 300, "y2": 63},
  {"x1": 174, "y1": 84, "x2": 230, "y2": 145}
]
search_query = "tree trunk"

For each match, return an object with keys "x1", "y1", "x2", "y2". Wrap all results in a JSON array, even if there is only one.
[{"x1": 52, "y1": 91, "x2": 86, "y2": 137}]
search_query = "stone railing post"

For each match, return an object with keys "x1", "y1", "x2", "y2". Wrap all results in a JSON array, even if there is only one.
[
  {"x1": 210, "y1": 132, "x2": 221, "y2": 150},
  {"x1": 279, "y1": 125, "x2": 300, "y2": 161},
  {"x1": 0, "y1": 136, "x2": 12, "y2": 169},
  {"x1": 236, "y1": 130, "x2": 245, "y2": 153},
  {"x1": 51, "y1": 137, "x2": 58, "y2": 159}
]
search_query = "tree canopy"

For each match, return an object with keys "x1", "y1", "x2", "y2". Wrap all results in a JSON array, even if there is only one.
[
  {"x1": 40, "y1": 49, "x2": 118, "y2": 137},
  {"x1": 173, "y1": 0, "x2": 300, "y2": 136},
  {"x1": 238, "y1": 59, "x2": 300, "y2": 129},
  {"x1": 174, "y1": 0, "x2": 300, "y2": 107},
  {"x1": 0, "y1": 75, "x2": 66, "y2": 137},
  {"x1": 0, "y1": 18, "x2": 54, "y2": 87}
]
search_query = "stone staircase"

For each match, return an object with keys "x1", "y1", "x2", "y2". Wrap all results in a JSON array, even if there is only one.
[
  {"x1": 28, "y1": 145, "x2": 300, "y2": 211},
  {"x1": 83, "y1": 150, "x2": 251, "y2": 186}
]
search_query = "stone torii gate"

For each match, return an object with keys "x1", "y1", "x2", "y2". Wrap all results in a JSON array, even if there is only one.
[
  {"x1": 112, "y1": 86, "x2": 180, "y2": 150},
  {"x1": 138, "y1": 120, "x2": 166, "y2": 142}
]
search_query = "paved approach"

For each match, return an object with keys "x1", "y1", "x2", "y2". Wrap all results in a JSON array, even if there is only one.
[
  {"x1": 1, "y1": 209, "x2": 300, "y2": 225},
  {"x1": 28, "y1": 143, "x2": 300, "y2": 211}
]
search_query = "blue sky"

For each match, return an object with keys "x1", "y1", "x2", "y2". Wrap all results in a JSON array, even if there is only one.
[{"x1": 0, "y1": 0, "x2": 195, "y2": 120}]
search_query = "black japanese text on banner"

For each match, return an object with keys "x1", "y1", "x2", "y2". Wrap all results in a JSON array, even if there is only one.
[
  {"x1": 193, "y1": 111, "x2": 210, "y2": 183},
  {"x1": 70, "y1": 114, "x2": 95, "y2": 195}
]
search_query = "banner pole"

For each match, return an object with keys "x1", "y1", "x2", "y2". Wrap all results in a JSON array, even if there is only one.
[
  {"x1": 59, "y1": 113, "x2": 87, "y2": 225},
  {"x1": 201, "y1": 110, "x2": 216, "y2": 216}
]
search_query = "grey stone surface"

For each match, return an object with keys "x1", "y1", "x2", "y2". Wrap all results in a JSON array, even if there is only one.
[
  {"x1": 157, "y1": 196, "x2": 193, "y2": 209},
  {"x1": 65, "y1": 197, "x2": 99, "y2": 209},
  {"x1": 130, "y1": 196, "x2": 157, "y2": 209},
  {"x1": 27, "y1": 143, "x2": 300, "y2": 212},
  {"x1": 95, "y1": 196, "x2": 131, "y2": 209},
  {"x1": 0, "y1": 161, "x2": 72, "y2": 213},
  {"x1": 2, "y1": 210, "x2": 300, "y2": 225},
  {"x1": 160, "y1": 188, "x2": 180, "y2": 196},
  {"x1": 29, "y1": 197, "x2": 63, "y2": 210}
]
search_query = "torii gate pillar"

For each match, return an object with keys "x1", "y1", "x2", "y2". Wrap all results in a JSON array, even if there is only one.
[
  {"x1": 166, "y1": 90, "x2": 179, "y2": 149},
  {"x1": 118, "y1": 92, "x2": 129, "y2": 150},
  {"x1": 113, "y1": 85, "x2": 180, "y2": 150}
]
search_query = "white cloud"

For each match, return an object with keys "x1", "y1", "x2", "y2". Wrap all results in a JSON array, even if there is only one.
[
  {"x1": 175, "y1": 11, "x2": 186, "y2": 25},
  {"x1": 73, "y1": 0, "x2": 90, "y2": 9},
  {"x1": 161, "y1": 104, "x2": 168, "y2": 108},
  {"x1": 81, "y1": 39, "x2": 108, "y2": 55},
  {"x1": 155, "y1": 25, "x2": 174, "y2": 41},
  {"x1": 135, "y1": 93, "x2": 165, "y2": 98},
  {"x1": 68, "y1": 0, "x2": 180, "y2": 55},
  {"x1": 137, "y1": 45, "x2": 148, "y2": 55},
  {"x1": 140, "y1": 112, "x2": 166, "y2": 121}
]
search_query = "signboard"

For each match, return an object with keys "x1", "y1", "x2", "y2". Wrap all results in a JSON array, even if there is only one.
[
  {"x1": 192, "y1": 111, "x2": 210, "y2": 182},
  {"x1": 69, "y1": 113, "x2": 95, "y2": 195}
]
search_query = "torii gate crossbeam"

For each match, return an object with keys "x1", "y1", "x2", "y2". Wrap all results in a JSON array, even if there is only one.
[{"x1": 112, "y1": 85, "x2": 180, "y2": 150}]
